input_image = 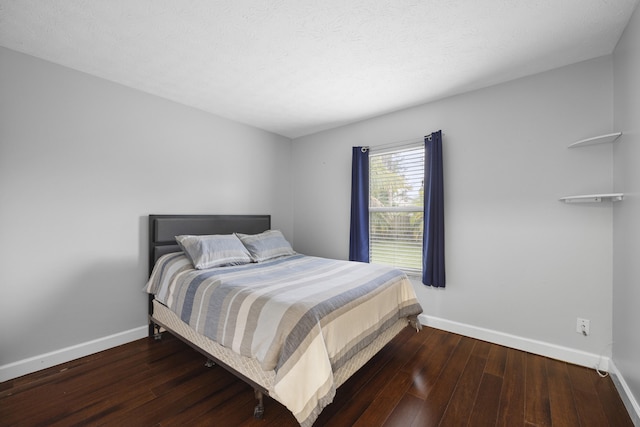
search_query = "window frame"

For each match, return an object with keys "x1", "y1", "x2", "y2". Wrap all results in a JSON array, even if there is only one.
[{"x1": 368, "y1": 142, "x2": 424, "y2": 275}]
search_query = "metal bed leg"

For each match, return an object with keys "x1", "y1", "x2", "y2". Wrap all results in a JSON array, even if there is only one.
[
  {"x1": 409, "y1": 316, "x2": 422, "y2": 332},
  {"x1": 153, "y1": 323, "x2": 163, "y2": 340},
  {"x1": 253, "y1": 389, "x2": 264, "y2": 419}
]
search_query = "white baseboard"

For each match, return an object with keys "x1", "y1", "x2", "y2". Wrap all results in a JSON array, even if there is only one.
[
  {"x1": 418, "y1": 314, "x2": 610, "y2": 371},
  {"x1": 609, "y1": 360, "x2": 640, "y2": 425},
  {"x1": 0, "y1": 326, "x2": 148, "y2": 383}
]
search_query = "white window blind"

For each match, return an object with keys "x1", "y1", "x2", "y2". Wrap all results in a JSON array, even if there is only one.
[{"x1": 369, "y1": 145, "x2": 424, "y2": 273}]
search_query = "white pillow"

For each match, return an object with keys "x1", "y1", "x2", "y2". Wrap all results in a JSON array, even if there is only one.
[
  {"x1": 175, "y1": 234, "x2": 252, "y2": 269},
  {"x1": 236, "y1": 230, "x2": 296, "y2": 262}
]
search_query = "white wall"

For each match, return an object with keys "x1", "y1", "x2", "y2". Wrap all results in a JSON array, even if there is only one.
[
  {"x1": 0, "y1": 47, "x2": 293, "y2": 372},
  {"x1": 292, "y1": 56, "x2": 616, "y2": 361},
  {"x1": 613, "y1": 2, "x2": 640, "y2": 419}
]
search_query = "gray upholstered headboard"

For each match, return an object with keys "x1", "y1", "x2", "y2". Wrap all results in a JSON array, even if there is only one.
[{"x1": 148, "y1": 214, "x2": 271, "y2": 276}]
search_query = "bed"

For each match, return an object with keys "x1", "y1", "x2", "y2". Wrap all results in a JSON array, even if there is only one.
[{"x1": 145, "y1": 214, "x2": 423, "y2": 426}]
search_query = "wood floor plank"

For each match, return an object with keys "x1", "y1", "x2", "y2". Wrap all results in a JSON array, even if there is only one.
[
  {"x1": 405, "y1": 330, "x2": 461, "y2": 400},
  {"x1": 381, "y1": 393, "x2": 424, "y2": 427},
  {"x1": 566, "y1": 362, "x2": 611, "y2": 426},
  {"x1": 3, "y1": 353, "x2": 156, "y2": 426},
  {"x1": 467, "y1": 373, "x2": 504, "y2": 426},
  {"x1": 323, "y1": 346, "x2": 416, "y2": 426},
  {"x1": 122, "y1": 369, "x2": 243, "y2": 426},
  {"x1": 381, "y1": 326, "x2": 435, "y2": 374},
  {"x1": 50, "y1": 348, "x2": 205, "y2": 426},
  {"x1": 524, "y1": 353, "x2": 552, "y2": 426},
  {"x1": 351, "y1": 370, "x2": 413, "y2": 427},
  {"x1": 97, "y1": 365, "x2": 226, "y2": 426},
  {"x1": 545, "y1": 358, "x2": 580, "y2": 427},
  {"x1": 484, "y1": 343, "x2": 508, "y2": 378},
  {"x1": 495, "y1": 348, "x2": 526, "y2": 427},
  {"x1": 409, "y1": 336, "x2": 476, "y2": 427},
  {"x1": 45, "y1": 362, "x2": 176, "y2": 426},
  {"x1": 0, "y1": 328, "x2": 633, "y2": 427},
  {"x1": 438, "y1": 340, "x2": 492, "y2": 427},
  {"x1": 188, "y1": 384, "x2": 257, "y2": 427},
  {"x1": 236, "y1": 396, "x2": 298, "y2": 427},
  {"x1": 592, "y1": 370, "x2": 635, "y2": 427}
]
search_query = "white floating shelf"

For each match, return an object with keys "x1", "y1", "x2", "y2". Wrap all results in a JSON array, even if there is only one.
[
  {"x1": 568, "y1": 132, "x2": 622, "y2": 148},
  {"x1": 559, "y1": 193, "x2": 624, "y2": 203}
]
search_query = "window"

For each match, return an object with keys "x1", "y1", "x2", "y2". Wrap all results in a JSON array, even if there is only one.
[{"x1": 369, "y1": 144, "x2": 424, "y2": 273}]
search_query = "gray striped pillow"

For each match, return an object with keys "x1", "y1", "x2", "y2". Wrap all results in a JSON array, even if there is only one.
[
  {"x1": 236, "y1": 230, "x2": 296, "y2": 262},
  {"x1": 175, "y1": 234, "x2": 252, "y2": 269}
]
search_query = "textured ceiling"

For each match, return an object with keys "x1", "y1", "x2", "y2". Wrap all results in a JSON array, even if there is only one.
[{"x1": 0, "y1": 0, "x2": 637, "y2": 138}]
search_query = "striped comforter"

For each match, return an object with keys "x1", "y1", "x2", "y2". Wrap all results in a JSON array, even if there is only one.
[{"x1": 146, "y1": 253, "x2": 423, "y2": 426}]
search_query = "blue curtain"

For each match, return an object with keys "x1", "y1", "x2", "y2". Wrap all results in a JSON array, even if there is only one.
[
  {"x1": 423, "y1": 131, "x2": 446, "y2": 287},
  {"x1": 349, "y1": 147, "x2": 369, "y2": 262}
]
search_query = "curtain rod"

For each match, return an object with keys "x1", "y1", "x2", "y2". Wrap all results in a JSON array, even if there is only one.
[{"x1": 363, "y1": 132, "x2": 444, "y2": 152}]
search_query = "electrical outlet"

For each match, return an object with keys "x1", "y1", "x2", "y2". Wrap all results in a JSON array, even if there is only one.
[{"x1": 576, "y1": 318, "x2": 590, "y2": 336}]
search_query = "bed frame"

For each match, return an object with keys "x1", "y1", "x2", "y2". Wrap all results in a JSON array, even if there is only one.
[{"x1": 146, "y1": 214, "x2": 414, "y2": 422}]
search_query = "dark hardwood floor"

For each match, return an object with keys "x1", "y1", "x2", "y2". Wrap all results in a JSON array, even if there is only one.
[{"x1": 0, "y1": 326, "x2": 633, "y2": 426}]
